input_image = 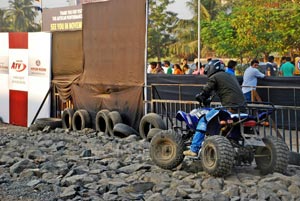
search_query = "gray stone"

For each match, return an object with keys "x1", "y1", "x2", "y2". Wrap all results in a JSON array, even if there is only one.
[
  {"x1": 80, "y1": 149, "x2": 92, "y2": 157},
  {"x1": 201, "y1": 192, "x2": 229, "y2": 201},
  {"x1": 1, "y1": 123, "x2": 300, "y2": 201},
  {"x1": 60, "y1": 185, "x2": 78, "y2": 200},
  {"x1": 202, "y1": 177, "x2": 224, "y2": 191},
  {"x1": 9, "y1": 159, "x2": 35, "y2": 175},
  {"x1": 222, "y1": 185, "x2": 239, "y2": 198},
  {"x1": 118, "y1": 163, "x2": 151, "y2": 174},
  {"x1": 27, "y1": 179, "x2": 42, "y2": 187},
  {"x1": 145, "y1": 192, "x2": 166, "y2": 201},
  {"x1": 0, "y1": 173, "x2": 11, "y2": 184},
  {"x1": 0, "y1": 154, "x2": 16, "y2": 166}
]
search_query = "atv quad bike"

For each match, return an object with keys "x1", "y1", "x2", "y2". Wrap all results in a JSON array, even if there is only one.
[{"x1": 150, "y1": 101, "x2": 289, "y2": 177}]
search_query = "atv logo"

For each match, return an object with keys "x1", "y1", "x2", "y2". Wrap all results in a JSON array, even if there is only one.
[{"x1": 11, "y1": 60, "x2": 27, "y2": 72}]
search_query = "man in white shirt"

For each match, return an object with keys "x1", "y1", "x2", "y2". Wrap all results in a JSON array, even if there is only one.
[{"x1": 242, "y1": 59, "x2": 265, "y2": 101}]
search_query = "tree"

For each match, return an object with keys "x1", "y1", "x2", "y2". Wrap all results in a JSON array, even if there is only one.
[
  {"x1": 147, "y1": 0, "x2": 178, "y2": 61},
  {"x1": 200, "y1": 0, "x2": 300, "y2": 62},
  {"x1": 6, "y1": 0, "x2": 40, "y2": 32},
  {"x1": 0, "y1": 9, "x2": 11, "y2": 32},
  {"x1": 168, "y1": 0, "x2": 224, "y2": 60}
]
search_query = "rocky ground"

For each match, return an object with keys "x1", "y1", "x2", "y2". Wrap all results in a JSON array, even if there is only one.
[{"x1": 0, "y1": 122, "x2": 300, "y2": 201}]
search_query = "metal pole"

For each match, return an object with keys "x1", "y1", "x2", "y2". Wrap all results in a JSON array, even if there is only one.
[
  {"x1": 144, "y1": 0, "x2": 149, "y2": 115},
  {"x1": 197, "y1": 0, "x2": 201, "y2": 71}
]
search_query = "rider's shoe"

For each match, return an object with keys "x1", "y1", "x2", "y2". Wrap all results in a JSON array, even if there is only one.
[{"x1": 183, "y1": 150, "x2": 197, "y2": 157}]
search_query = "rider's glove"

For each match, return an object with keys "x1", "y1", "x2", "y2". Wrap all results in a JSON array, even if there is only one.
[
  {"x1": 196, "y1": 91, "x2": 210, "y2": 106},
  {"x1": 195, "y1": 93, "x2": 205, "y2": 103},
  {"x1": 203, "y1": 98, "x2": 211, "y2": 107}
]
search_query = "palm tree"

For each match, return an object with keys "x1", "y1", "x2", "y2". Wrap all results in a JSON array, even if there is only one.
[
  {"x1": 0, "y1": 9, "x2": 11, "y2": 32},
  {"x1": 6, "y1": 0, "x2": 39, "y2": 32},
  {"x1": 168, "y1": 0, "x2": 222, "y2": 59}
]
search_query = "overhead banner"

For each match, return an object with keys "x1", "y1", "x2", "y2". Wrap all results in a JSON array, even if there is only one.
[
  {"x1": 42, "y1": 5, "x2": 82, "y2": 32},
  {"x1": 0, "y1": 32, "x2": 51, "y2": 127}
]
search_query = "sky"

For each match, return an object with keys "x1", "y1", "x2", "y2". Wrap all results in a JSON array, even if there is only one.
[
  {"x1": 167, "y1": 0, "x2": 193, "y2": 19},
  {"x1": 0, "y1": 0, "x2": 193, "y2": 19}
]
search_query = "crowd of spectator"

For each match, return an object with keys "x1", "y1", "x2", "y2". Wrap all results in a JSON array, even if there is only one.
[
  {"x1": 147, "y1": 56, "x2": 299, "y2": 102},
  {"x1": 147, "y1": 55, "x2": 300, "y2": 77}
]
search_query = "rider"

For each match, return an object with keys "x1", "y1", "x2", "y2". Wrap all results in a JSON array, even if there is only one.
[{"x1": 183, "y1": 59, "x2": 246, "y2": 156}]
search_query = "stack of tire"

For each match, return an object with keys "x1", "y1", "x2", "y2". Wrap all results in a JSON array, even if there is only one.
[{"x1": 61, "y1": 109, "x2": 168, "y2": 140}]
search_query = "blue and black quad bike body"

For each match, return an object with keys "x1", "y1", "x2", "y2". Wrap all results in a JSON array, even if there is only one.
[{"x1": 150, "y1": 101, "x2": 289, "y2": 177}]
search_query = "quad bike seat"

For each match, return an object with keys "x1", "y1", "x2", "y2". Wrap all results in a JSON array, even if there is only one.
[{"x1": 243, "y1": 120, "x2": 257, "y2": 127}]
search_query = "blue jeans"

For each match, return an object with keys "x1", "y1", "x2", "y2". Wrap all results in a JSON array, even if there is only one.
[
  {"x1": 190, "y1": 109, "x2": 219, "y2": 153},
  {"x1": 244, "y1": 91, "x2": 251, "y2": 102}
]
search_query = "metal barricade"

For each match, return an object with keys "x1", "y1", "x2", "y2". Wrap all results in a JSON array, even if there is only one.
[{"x1": 146, "y1": 84, "x2": 300, "y2": 153}]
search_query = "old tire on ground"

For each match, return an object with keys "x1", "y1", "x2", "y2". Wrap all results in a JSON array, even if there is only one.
[
  {"x1": 31, "y1": 118, "x2": 62, "y2": 131},
  {"x1": 62, "y1": 108, "x2": 75, "y2": 129},
  {"x1": 150, "y1": 129, "x2": 185, "y2": 170},
  {"x1": 113, "y1": 123, "x2": 139, "y2": 138},
  {"x1": 255, "y1": 136, "x2": 289, "y2": 175},
  {"x1": 95, "y1": 109, "x2": 110, "y2": 135},
  {"x1": 201, "y1": 135, "x2": 234, "y2": 177},
  {"x1": 139, "y1": 113, "x2": 167, "y2": 139},
  {"x1": 108, "y1": 111, "x2": 122, "y2": 136},
  {"x1": 72, "y1": 109, "x2": 91, "y2": 131},
  {"x1": 147, "y1": 128, "x2": 163, "y2": 142}
]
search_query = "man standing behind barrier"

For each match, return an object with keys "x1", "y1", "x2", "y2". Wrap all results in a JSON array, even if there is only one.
[
  {"x1": 183, "y1": 59, "x2": 245, "y2": 157},
  {"x1": 242, "y1": 59, "x2": 265, "y2": 102},
  {"x1": 265, "y1": 55, "x2": 277, "y2": 76},
  {"x1": 226, "y1": 60, "x2": 237, "y2": 76},
  {"x1": 280, "y1": 56, "x2": 295, "y2": 76}
]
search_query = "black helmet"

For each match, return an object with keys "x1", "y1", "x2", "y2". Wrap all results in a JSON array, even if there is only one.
[{"x1": 204, "y1": 59, "x2": 225, "y2": 77}]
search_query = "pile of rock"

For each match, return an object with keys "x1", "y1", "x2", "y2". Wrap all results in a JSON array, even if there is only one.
[{"x1": 0, "y1": 123, "x2": 300, "y2": 200}]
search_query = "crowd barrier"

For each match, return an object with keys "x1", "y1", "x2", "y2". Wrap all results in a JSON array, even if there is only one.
[{"x1": 145, "y1": 83, "x2": 300, "y2": 154}]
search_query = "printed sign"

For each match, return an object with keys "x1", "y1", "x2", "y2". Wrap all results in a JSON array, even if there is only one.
[
  {"x1": 28, "y1": 33, "x2": 51, "y2": 77},
  {"x1": 8, "y1": 49, "x2": 29, "y2": 91},
  {"x1": 42, "y1": 5, "x2": 82, "y2": 32}
]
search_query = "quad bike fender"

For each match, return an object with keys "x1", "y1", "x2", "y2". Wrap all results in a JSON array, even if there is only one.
[{"x1": 176, "y1": 111, "x2": 200, "y2": 130}]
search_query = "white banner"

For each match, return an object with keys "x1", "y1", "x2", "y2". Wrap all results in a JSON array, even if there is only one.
[
  {"x1": 0, "y1": 33, "x2": 9, "y2": 74},
  {"x1": 0, "y1": 33, "x2": 9, "y2": 122},
  {"x1": 28, "y1": 33, "x2": 51, "y2": 78},
  {"x1": 27, "y1": 32, "x2": 52, "y2": 126}
]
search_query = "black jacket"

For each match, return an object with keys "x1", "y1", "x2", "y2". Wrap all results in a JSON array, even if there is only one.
[{"x1": 203, "y1": 71, "x2": 245, "y2": 107}]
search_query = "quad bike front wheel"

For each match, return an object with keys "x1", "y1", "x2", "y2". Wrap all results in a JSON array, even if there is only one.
[
  {"x1": 255, "y1": 136, "x2": 289, "y2": 175},
  {"x1": 201, "y1": 135, "x2": 235, "y2": 177},
  {"x1": 150, "y1": 129, "x2": 185, "y2": 170}
]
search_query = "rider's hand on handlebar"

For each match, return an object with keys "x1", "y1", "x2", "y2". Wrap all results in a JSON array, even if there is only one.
[{"x1": 195, "y1": 93, "x2": 205, "y2": 104}]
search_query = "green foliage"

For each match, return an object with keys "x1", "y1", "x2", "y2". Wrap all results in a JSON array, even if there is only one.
[
  {"x1": 167, "y1": 0, "x2": 216, "y2": 59},
  {"x1": 197, "y1": 0, "x2": 300, "y2": 62},
  {"x1": 0, "y1": 9, "x2": 11, "y2": 32},
  {"x1": 0, "y1": 0, "x2": 40, "y2": 32},
  {"x1": 147, "y1": 0, "x2": 178, "y2": 61}
]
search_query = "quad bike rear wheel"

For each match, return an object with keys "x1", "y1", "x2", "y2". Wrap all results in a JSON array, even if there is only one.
[
  {"x1": 255, "y1": 136, "x2": 289, "y2": 175},
  {"x1": 150, "y1": 129, "x2": 185, "y2": 170},
  {"x1": 201, "y1": 135, "x2": 235, "y2": 177}
]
